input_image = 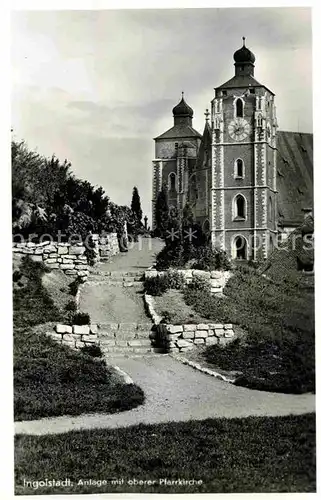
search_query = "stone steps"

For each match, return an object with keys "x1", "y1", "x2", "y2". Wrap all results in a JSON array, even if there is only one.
[{"x1": 95, "y1": 322, "x2": 158, "y2": 356}]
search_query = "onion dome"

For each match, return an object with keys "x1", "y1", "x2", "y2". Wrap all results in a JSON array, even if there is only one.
[
  {"x1": 172, "y1": 92, "x2": 194, "y2": 118},
  {"x1": 234, "y1": 37, "x2": 255, "y2": 64}
]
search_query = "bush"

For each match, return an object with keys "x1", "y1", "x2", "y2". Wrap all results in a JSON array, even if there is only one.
[
  {"x1": 72, "y1": 312, "x2": 91, "y2": 325},
  {"x1": 188, "y1": 275, "x2": 211, "y2": 293},
  {"x1": 192, "y1": 246, "x2": 231, "y2": 271},
  {"x1": 145, "y1": 271, "x2": 185, "y2": 296},
  {"x1": 81, "y1": 344, "x2": 103, "y2": 358},
  {"x1": 64, "y1": 300, "x2": 77, "y2": 312}
]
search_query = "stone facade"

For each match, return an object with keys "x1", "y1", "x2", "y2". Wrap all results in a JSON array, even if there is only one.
[
  {"x1": 145, "y1": 269, "x2": 232, "y2": 295},
  {"x1": 151, "y1": 40, "x2": 286, "y2": 261},
  {"x1": 12, "y1": 232, "x2": 119, "y2": 278}
]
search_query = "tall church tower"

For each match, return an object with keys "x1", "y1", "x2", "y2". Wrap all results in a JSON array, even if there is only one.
[
  {"x1": 211, "y1": 38, "x2": 277, "y2": 260},
  {"x1": 152, "y1": 94, "x2": 202, "y2": 229}
]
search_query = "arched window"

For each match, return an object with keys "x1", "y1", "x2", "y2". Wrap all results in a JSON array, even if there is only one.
[
  {"x1": 168, "y1": 172, "x2": 176, "y2": 192},
  {"x1": 236, "y1": 98, "x2": 244, "y2": 117},
  {"x1": 233, "y1": 194, "x2": 246, "y2": 220},
  {"x1": 257, "y1": 114, "x2": 263, "y2": 128},
  {"x1": 235, "y1": 158, "x2": 244, "y2": 178}
]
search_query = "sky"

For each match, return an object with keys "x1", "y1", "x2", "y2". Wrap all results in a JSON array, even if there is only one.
[{"x1": 11, "y1": 7, "x2": 312, "y2": 223}]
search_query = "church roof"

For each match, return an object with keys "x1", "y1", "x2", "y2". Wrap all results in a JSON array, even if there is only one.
[
  {"x1": 172, "y1": 96, "x2": 194, "y2": 117},
  {"x1": 276, "y1": 131, "x2": 313, "y2": 225},
  {"x1": 216, "y1": 74, "x2": 274, "y2": 95},
  {"x1": 154, "y1": 124, "x2": 202, "y2": 140}
]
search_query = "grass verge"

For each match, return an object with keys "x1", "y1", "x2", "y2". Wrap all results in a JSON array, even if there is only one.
[
  {"x1": 184, "y1": 268, "x2": 315, "y2": 394},
  {"x1": 13, "y1": 256, "x2": 144, "y2": 420},
  {"x1": 15, "y1": 414, "x2": 315, "y2": 494}
]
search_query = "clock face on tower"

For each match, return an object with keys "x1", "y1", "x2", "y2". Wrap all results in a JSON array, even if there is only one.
[{"x1": 228, "y1": 118, "x2": 250, "y2": 141}]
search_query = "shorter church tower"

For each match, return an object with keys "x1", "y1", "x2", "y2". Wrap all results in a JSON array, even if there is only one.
[
  {"x1": 152, "y1": 94, "x2": 202, "y2": 229},
  {"x1": 211, "y1": 38, "x2": 278, "y2": 260}
]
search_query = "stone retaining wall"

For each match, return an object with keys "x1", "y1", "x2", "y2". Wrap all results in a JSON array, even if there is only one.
[
  {"x1": 145, "y1": 269, "x2": 232, "y2": 295},
  {"x1": 12, "y1": 232, "x2": 119, "y2": 278},
  {"x1": 154, "y1": 322, "x2": 236, "y2": 354}
]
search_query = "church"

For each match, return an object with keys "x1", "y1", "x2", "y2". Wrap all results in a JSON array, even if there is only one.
[{"x1": 151, "y1": 38, "x2": 313, "y2": 261}]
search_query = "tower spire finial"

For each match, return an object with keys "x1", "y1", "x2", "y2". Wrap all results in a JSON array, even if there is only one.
[
  {"x1": 242, "y1": 36, "x2": 246, "y2": 47},
  {"x1": 204, "y1": 108, "x2": 210, "y2": 122},
  {"x1": 182, "y1": 91, "x2": 184, "y2": 98}
]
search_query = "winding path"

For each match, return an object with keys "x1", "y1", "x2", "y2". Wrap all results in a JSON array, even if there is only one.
[
  {"x1": 15, "y1": 355, "x2": 315, "y2": 435},
  {"x1": 15, "y1": 237, "x2": 315, "y2": 436}
]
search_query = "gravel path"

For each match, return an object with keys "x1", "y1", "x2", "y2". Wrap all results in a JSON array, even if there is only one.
[{"x1": 15, "y1": 355, "x2": 315, "y2": 436}]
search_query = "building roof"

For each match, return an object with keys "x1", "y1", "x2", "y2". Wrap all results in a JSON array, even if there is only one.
[
  {"x1": 172, "y1": 95, "x2": 194, "y2": 118},
  {"x1": 276, "y1": 131, "x2": 313, "y2": 225},
  {"x1": 216, "y1": 74, "x2": 274, "y2": 95},
  {"x1": 234, "y1": 41, "x2": 256, "y2": 64},
  {"x1": 154, "y1": 124, "x2": 202, "y2": 140}
]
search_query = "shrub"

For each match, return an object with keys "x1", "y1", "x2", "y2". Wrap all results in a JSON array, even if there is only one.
[
  {"x1": 187, "y1": 275, "x2": 211, "y2": 293},
  {"x1": 145, "y1": 271, "x2": 185, "y2": 296},
  {"x1": 13, "y1": 270, "x2": 22, "y2": 282},
  {"x1": 81, "y1": 344, "x2": 103, "y2": 358},
  {"x1": 72, "y1": 312, "x2": 91, "y2": 325},
  {"x1": 192, "y1": 246, "x2": 231, "y2": 271},
  {"x1": 64, "y1": 300, "x2": 77, "y2": 312}
]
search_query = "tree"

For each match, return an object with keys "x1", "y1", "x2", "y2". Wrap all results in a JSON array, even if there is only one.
[
  {"x1": 131, "y1": 186, "x2": 142, "y2": 224},
  {"x1": 155, "y1": 186, "x2": 170, "y2": 237}
]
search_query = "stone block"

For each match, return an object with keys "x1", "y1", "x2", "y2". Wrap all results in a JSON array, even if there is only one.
[
  {"x1": 193, "y1": 270, "x2": 210, "y2": 279},
  {"x1": 224, "y1": 329, "x2": 234, "y2": 338},
  {"x1": 56, "y1": 324, "x2": 72, "y2": 334},
  {"x1": 73, "y1": 325, "x2": 90, "y2": 335},
  {"x1": 77, "y1": 270, "x2": 89, "y2": 276},
  {"x1": 205, "y1": 336, "x2": 219, "y2": 345},
  {"x1": 100, "y1": 323, "x2": 119, "y2": 331},
  {"x1": 167, "y1": 333, "x2": 180, "y2": 341},
  {"x1": 77, "y1": 256, "x2": 88, "y2": 262},
  {"x1": 210, "y1": 271, "x2": 223, "y2": 279},
  {"x1": 45, "y1": 258, "x2": 58, "y2": 264},
  {"x1": 74, "y1": 264, "x2": 88, "y2": 270},
  {"x1": 208, "y1": 329, "x2": 215, "y2": 337},
  {"x1": 210, "y1": 279, "x2": 221, "y2": 288},
  {"x1": 34, "y1": 248, "x2": 45, "y2": 255},
  {"x1": 58, "y1": 246, "x2": 68, "y2": 255},
  {"x1": 30, "y1": 255, "x2": 43, "y2": 263},
  {"x1": 183, "y1": 324, "x2": 197, "y2": 332},
  {"x1": 46, "y1": 263, "x2": 59, "y2": 269},
  {"x1": 90, "y1": 324, "x2": 98, "y2": 334},
  {"x1": 62, "y1": 334, "x2": 76, "y2": 342},
  {"x1": 177, "y1": 339, "x2": 193, "y2": 348},
  {"x1": 219, "y1": 337, "x2": 230, "y2": 346},
  {"x1": 62, "y1": 254, "x2": 77, "y2": 260},
  {"x1": 69, "y1": 246, "x2": 86, "y2": 255},
  {"x1": 81, "y1": 335, "x2": 97, "y2": 343},
  {"x1": 116, "y1": 331, "x2": 136, "y2": 340},
  {"x1": 60, "y1": 263, "x2": 75, "y2": 270},
  {"x1": 168, "y1": 325, "x2": 183, "y2": 334},
  {"x1": 145, "y1": 270, "x2": 158, "y2": 279},
  {"x1": 26, "y1": 242, "x2": 36, "y2": 248},
  {"x1": 196, "y1": 324, "x2": 209, "y2": 330},
  {"x1": 224, "y1": 324, "x2": 233, "y2": 330},
  {"x1": 194, "y1": 330, "x2": 208, "y2": 338},
  {"x1": 194, "y1": 338, "x2": 205, "y2": 344},
  {"x1": 43, "y1": 246, "x2": 58, "y2": 254},
  {"x1": 214, "y1": 328, "x2": 225, "y2": 337},
  {"x1": 182, "y1": 331, "x2": 195, "y2": 339},
  {"x1": 169, "y1": 347, "x2": 180, "y2": 354},
  {"x1": 48, "y1": 332, "x2": 63, "y2": 341},
  {"x1": 208, "y1": 324, "x2": 224, "y2": 329},
  {"x1": 180, "y1": 345, "x2": 194, "y2": 352},
  {"x1": 168, "y1": 341, "x2": 177, "y2": 348}
]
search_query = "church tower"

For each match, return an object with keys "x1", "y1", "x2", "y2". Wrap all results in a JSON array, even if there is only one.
[
  {"x1": 211, "y1": 38, "x2": 278, "y2": 260},
  {"x1": 152, "y1": 94, "x2": 202, "y2": 229}
]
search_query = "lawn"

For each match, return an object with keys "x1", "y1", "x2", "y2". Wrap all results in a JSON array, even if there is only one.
[
  {"x1": 184, "y1": 267, "x2": 315, "y2": 394},
  {"x1": 153, "y1": 289, "x2": 207, "y2": 324},
  {"x1": 15, "y1": 413, "x2": 316, "y2": 494},
  {"x1": 13, "y1": 256, "x2": 144, "y2": 420}
]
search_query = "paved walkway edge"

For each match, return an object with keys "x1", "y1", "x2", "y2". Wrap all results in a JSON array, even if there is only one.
[{"x1": 171, "y1": 354, "x2": 236, "y2": 383}]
